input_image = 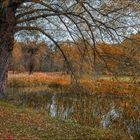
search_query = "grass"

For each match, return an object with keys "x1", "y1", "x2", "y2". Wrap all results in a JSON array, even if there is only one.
[
  {"x1": 5, "y1": 72, "x2": 140, "y2": 139},
  {"x1": 8, "y1": 72, "x2": 140, "y2": 95},
  {"x1": 0, "y1": 100, "x2": 128, "y2": 139},
  {"x1": 8, "y1": 72, "x2": 70, "y2": 88}
]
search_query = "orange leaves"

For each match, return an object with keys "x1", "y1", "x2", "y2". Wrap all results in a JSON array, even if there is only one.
[{"x1": 98, "y1": 43, "x2": 124, "y2": 56}]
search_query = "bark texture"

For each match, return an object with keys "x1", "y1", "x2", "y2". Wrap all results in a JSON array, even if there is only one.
[{"x1": 0, "y1": 6, "x2": 16, "y2": 98}]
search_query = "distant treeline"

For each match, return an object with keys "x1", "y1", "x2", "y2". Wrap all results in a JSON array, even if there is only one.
[{"x1": 10, "y1": 33, "x2": 140, "y2": 76}]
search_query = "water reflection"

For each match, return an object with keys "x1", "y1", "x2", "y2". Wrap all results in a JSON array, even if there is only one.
[
  {"x1": 7, "y1": 88, "x2": 140, "y2": 138},
  {"x1": 101, "y1": 106, "x2": 120, "y2": 128}
]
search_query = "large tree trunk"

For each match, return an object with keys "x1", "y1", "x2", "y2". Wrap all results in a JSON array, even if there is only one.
[
  {"x1": 0, "y1": 49, "x2": 12, "y2": 98},
  {"x1": 0, "y1": 6, "x2": 16, "y2": 98}
]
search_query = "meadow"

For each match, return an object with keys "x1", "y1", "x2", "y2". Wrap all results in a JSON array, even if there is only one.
[
  {"x1": 0, "y1": 72, "x2": 139, "y2": 139},
  {"x1": 8, "y1": 72, "x2": 140, "y2": 95}
]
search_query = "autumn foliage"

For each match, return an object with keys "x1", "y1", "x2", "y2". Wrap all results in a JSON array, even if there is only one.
[{"x1": 11, "y1": 33, "x2": 140, "y2": 77}]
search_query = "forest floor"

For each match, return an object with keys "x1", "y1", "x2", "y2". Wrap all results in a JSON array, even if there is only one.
[{"x1": 0, "y1": 100, "x2": 128, "y2": 139}]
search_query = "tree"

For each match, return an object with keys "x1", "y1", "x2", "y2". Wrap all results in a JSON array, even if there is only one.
[
  {"x1": 22, "y1": 41, "x2": 51, "y2": 73},
  {"x1": 0, "y1": 0, "x2": 139, "y2": 98},
  {"x1": 11, "y1": 42, "x2": 25, "y2": 73}
]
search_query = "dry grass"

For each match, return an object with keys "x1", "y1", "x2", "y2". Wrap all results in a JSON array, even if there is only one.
[
  {"x1": 8, "y1": 72, "x2": 71, "y2": 88},
  {"x1": 8, "y1": 72, "x2": 140, "y2": 95},
  {"x1": 80, "y1": 79, "x2": 140, "y2": 95}
]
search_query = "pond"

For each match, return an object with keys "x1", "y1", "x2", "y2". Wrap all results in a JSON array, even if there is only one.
[{"x1": 7, "y1": 87, "x2": 140, "y2": 139}]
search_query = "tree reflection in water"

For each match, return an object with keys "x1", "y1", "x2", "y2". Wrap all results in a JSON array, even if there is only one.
[{"x1": 7, "y1": 88, "x2": 140, "y2": 139}]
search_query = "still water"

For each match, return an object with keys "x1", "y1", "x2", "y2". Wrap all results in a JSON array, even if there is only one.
[{"x1": 7, "y1": 87, "x2": 140, "y2": 138}]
